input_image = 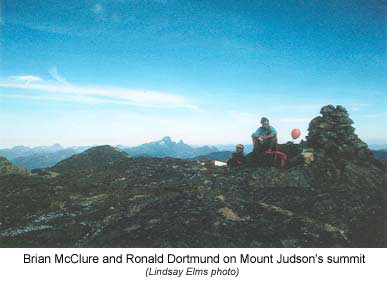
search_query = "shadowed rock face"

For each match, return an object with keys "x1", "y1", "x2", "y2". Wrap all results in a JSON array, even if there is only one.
[{"x1": 0, "y1": 105, "x2": 386, "y2": 247}]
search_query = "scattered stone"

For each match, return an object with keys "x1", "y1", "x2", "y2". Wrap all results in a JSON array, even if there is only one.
[{"x1": 218, "y1": 207, "x2": 241, "y2": 222}]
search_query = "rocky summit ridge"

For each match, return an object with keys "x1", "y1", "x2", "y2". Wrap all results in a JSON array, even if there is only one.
[{"x1": 0, "y1": 105, "x2": 386, "y2": 247}]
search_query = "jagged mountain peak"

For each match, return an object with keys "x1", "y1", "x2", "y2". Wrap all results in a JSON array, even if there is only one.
[
  {"x1": 123, "y1": 137, "x2": 217, "y2": 158},
  {"x1": 161, "y1": 136, "x2": 173, "y2": 143}
]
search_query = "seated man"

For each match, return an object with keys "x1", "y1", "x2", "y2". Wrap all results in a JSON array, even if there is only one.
[
  {"x1": 251, "y1": 117, "x2": 278, "y2": 153},
  {"x1": 227, "y1": 144, "x2": 245, "y2": 167}
]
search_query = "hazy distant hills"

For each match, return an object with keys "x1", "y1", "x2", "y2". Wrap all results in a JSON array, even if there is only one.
[
  {"x1": 11, "y1": 148, "x2": 79, "y2": 170},
  {"x1": 368, "y1": 144, "x2": 387, "y2": 150},
  {"x1": 0, "y1": 144, "x2": 90, "y2": 170},
  {"x1": 0, "y1": 144, "x2": 90, "y2": 159},
  {"x1": 372, "y1": 149, "x2": 387, "y2": 161},
  {"x1": 0, "y1": 143, "x2": 63, "y2": 159},
  {"x1": 214, "y1": 144, "x2": 253, "y2": 154}
]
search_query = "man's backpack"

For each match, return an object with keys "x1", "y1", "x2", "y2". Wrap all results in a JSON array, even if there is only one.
[{"x1": 264, "y1": 150, "x2": 287, "y2": 169}]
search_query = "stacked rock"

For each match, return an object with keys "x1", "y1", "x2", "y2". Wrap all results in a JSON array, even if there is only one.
[{"x1": 306, "y1": 105, "x2": 369, "y2": 161}]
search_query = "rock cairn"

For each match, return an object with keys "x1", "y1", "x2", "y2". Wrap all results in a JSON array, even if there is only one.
[{"x1": 306, "y1": 105, "x2": 369, "y2": 161}]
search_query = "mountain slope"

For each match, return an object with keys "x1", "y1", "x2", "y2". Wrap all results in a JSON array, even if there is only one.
[
  {"x1": 0, "y1": 157, "x2": 30, "y2": 176},
  {"x1": 52, "y1": 145, "x2": 129, "y2": 173}
]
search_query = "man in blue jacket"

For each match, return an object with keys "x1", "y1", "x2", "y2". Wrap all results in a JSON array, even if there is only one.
[{"x1": 251, "y1": 117, "x2": 278, "y2": 153}]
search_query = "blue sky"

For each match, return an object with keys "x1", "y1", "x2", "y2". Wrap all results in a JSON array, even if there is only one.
[{"x1": 1, "y1": 0, "x2": 386, "y2": 148}]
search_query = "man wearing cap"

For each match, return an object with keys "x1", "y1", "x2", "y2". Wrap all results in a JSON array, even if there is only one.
[
  {"x1": 227, "y1": 144, "x2": 246, "y2": 167},
  {"x1": 251, "y1": 117, "x2": 278, "y2": 153}
]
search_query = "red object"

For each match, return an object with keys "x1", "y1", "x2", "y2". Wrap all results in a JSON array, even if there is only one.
[
  {"x1": 236, "y1": 160, "x2": 242, "y2": 165},
  {"x1": 265, "y1": 150, "x2": 287, "y2": 168},
  {"x1": 291, "y1": 128, "x2": 301, "y2": 139}
]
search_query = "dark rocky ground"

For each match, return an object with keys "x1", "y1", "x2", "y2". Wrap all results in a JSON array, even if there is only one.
[{"x1": 0, "y1": 105, "x2": 386, "y2": 247}]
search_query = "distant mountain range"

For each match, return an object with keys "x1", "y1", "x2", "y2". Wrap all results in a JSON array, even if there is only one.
[
  {"x1": 214, "y1": 144, "x2": 253, "y2": 154},
  {"x1": 0, "y1": 143, "x2": 63, "y2": 159},
  {"x1": 372, "y1": 149, "x2": 387, "y2": 161},
  {"x1": 123, "y1": 136, "x2": 218, "y2": 158},
  {"x1": 0, "y1": 137, "x2": 219, "y2": 169},
  {"x1": 0, "y1": 144, "x2": 90, "y2": 170},
  {"x1": 368, "y1": 144, "x2": 387, "y2": 150},
  {"x1": 1, "y1": 138, "x2": 387, "y2": 170},
  {"x1": 11, "y1": 148, "x2": 79, "y2": 170}
]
